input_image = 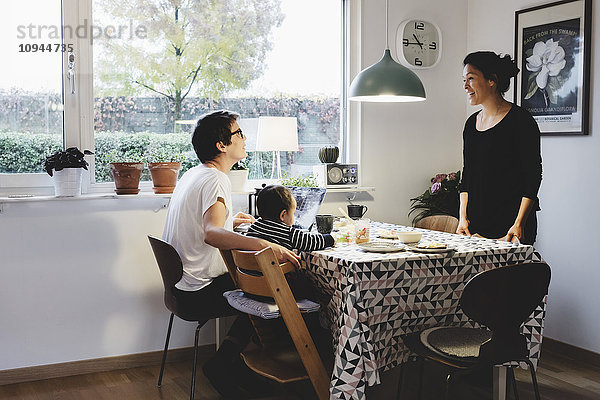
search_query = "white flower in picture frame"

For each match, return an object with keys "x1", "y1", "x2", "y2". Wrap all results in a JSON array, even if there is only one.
[{"x1": 525, "y1": 38, "x2": 567, "y2": 106}]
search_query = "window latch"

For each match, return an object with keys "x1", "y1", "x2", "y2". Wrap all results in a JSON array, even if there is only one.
[{"x1": 67, "y1": 51, "x2": 76, "y2": 94}]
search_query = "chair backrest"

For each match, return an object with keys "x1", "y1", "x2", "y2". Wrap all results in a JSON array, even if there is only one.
[
  {"x1": 220, "y1": 248, "x2": 296, "y2": 298},
  {"x1": 220, "y1": 247, "x2": 330, "y2": 400},
  {"x1": 460, "y1": 262, "x2": 551, "y2": 362},
  {"x1": 415, "y1": 215, "x2": 459, "y2": 233},
  {"x1": 148, "y1": 235, "x2": 183, "y2": 314}
]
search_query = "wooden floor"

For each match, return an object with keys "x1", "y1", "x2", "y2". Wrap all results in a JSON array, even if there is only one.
[{"x1": 2, "y1": 348, "x2": 599, "y2": 400}]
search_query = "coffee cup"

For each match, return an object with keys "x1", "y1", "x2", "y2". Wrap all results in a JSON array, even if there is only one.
[
  {"x1": 315, "y1": 214, "x2": 334, "y2": 234},
  {"x1": 347, "y1": 204, "x2": 368, "y2": 220}
]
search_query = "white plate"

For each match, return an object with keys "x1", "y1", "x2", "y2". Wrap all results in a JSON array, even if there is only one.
[
  {"x1": 357, "y1": 242, "x2": 406, "y2": 253},
  {"x1": 407, "y1": 245, "x2": 456, "y2": 254}
]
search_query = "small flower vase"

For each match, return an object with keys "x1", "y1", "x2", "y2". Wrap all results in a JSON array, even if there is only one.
[{"x1": 52, "y1": 168, "x2": 83, "y2": 197}]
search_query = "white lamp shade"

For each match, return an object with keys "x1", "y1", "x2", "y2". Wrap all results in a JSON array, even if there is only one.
[
  {"x1": 237, "y1": 118, "x2": 259, "y2": 152},
  {"x1": 256, "y1": 116, "x2": 299, "y2": 152}
]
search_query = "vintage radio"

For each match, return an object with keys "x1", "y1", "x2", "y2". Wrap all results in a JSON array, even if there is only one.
[{"x1": 313, "y1": 163, "x2": 359, "y2": 188}]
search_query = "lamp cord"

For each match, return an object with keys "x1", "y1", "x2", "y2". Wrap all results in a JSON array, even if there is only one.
[{"x1": 385, "y1": 0, "x2": 389, "y2": 50}]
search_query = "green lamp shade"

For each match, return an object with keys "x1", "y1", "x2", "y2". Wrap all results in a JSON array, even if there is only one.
[{"x1": 349, "y1": 49, "x2": 426, "y2": 102}]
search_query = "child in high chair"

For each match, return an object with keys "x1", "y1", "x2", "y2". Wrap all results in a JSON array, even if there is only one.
[
  {"x1": 246, "y1": 184, "x2": 335, "y2": 251},
  {"x1": 245, "y1": 185, "x2": 334, "y2": 348}
]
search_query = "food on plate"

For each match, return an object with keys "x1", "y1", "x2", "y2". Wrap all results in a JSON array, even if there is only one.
[
  {"x1": 377, "y1": 229, "x2": 399, "y2": 239},
  {"x1": 416, "y1": 241, "x2": 447, "y2": 249}
]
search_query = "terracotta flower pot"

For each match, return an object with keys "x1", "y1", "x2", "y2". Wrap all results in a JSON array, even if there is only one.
[
  {"x1": 148, "y1": 162, "x2": 182, "y2": 194},
  {"x1": 110, "y1": 162, "x2": 144, "y2": 195}
]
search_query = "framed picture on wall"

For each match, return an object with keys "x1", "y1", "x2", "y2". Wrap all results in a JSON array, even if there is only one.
[{"x1": 514, "y1": 0, "x2": 591, "y2": 135}]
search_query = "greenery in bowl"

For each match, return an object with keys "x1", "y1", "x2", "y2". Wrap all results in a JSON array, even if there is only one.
[
  {"x1": 280, "y1": 173, "x2": 318, "y2": 187},
  {"x1": 44, "y1": 147, "x2": 94, "y2": 176},
  {"x1": 408, "y1": 170, "x2": 461, "y2": 224}
]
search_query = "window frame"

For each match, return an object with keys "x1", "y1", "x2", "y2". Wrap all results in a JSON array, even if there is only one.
[{"x1": 0, "y1": 0, "x2": 361, "y2": 195}]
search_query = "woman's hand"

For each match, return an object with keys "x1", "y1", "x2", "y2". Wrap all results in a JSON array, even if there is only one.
[
  {"x1": 233, "y1": 212, "x2": 255, "y2": 228},
  {"x1": 503, "y1": 223, "x2": 523, "y2": 243},
  {"x1": 456, "y1": 217, "x2": 471, "y2": 236}
]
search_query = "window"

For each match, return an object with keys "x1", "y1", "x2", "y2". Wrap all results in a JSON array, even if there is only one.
[
  {"x1": 1, "y1": 0, "x2": 352, "y2": 191},
  {"x1": 0, "y1": 1, "x2": 65, "y2": 185}
]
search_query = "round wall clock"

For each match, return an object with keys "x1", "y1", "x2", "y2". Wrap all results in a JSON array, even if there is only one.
[{"x1": 396, "y1": 19, "x2": 442, "y2": 69}]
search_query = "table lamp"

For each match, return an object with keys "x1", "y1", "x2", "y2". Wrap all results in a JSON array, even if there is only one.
[{"x1": 256, "y1": 116, "x2": 299, "y2": 179}]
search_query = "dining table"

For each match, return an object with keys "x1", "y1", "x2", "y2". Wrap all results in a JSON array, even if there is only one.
[{"x1": 300, "y1": 221, "x2": 546, "y2": 400}]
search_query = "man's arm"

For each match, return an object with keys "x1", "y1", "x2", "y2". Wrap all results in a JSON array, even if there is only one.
[{"x1": 204, "y1": 199, "x2": 300, "y2": 267}]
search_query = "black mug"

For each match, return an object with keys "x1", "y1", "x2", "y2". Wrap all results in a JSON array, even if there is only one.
[
  {"x1": 315, "y1": 214, "x2": 334, "y2": 234},
  {"x1": 347, "y1": 204, "x2": 368, "y2": 219}
]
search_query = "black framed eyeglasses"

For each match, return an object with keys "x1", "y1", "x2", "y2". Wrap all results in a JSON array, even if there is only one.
[{"x1": 230, "y1": 128, "x2": 245, "y2": 139}]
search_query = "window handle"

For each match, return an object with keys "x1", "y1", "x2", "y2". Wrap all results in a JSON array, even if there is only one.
[{"x1": 67, "y1": 51, "x2": 75, "y2": 94}]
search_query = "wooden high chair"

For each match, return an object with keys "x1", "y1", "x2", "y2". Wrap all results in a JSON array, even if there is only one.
[{"x1": 220, "y1": 247, "x2": 331, "y2": 400}]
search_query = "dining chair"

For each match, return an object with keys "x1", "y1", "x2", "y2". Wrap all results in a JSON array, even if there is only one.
[
  {"x1": 397, "y1": 262, "x2": 551, "y2": 400},
  {"x1": 148, "y1": 235, "x2": 237, "y2": 400},
  {"x1": 220, "y1": 247, "x2": 331, "y2": 400},
  {"x1": 415, "y1": 215, "x2": 459, "y2": 233}
]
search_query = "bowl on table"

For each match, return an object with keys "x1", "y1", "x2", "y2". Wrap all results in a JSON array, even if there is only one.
[{"x1": 396, "y1": 231, "x2": 423, "y2": 244}]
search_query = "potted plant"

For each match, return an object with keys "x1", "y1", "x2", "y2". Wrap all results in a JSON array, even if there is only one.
[
  {"x1": 146, "y1": 148, "x2": 185, "y2": 194},
  {"x1": 106, "y1": 151, "x2": 145, "y2": 195},
  {"x1": 408, "y1": 170, "x2": 461, "y2": 225},
  {"x1": 44, "y1": 147, "x2": 93, "y2": 197},
  {"x1": 229, "y1": 160, "x2": 249, "y2": 192}
]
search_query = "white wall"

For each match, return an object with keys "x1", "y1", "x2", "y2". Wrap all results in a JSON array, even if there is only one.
[
  {"x1": 467, "y1": 0, "x2": 600, "y2": 354},
  {"x1": 0, "y1": 198, "x2": 210, "y2": 370}
]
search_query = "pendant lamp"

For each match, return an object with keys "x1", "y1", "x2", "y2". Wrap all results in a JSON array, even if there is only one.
[{"x1": 349, "y1": 0, "x2": 426, "y2": 102}]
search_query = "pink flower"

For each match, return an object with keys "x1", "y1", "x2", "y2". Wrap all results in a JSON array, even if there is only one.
[
  {"x1": 448, "y1": 172, "x2": 457, "y2": 181},
  {"x1": 431, "y1": 182, "x2": 441, "y2": 194}
]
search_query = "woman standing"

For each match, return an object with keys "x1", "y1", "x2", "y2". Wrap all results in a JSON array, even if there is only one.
[{"x1": 457, "y1": 51, "x2": 542, "y2": 244}]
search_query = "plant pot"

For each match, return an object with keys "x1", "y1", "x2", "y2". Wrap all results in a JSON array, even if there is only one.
[
  {"x1": 318, "y1": 146, "x2": 339, "y2": 163},
  {"x1": 110, "y1": 162, "x2": 144, "y2": 195},
  {"x1": 228, "y1": 169, "x2": 249, "y2": 192},
  {"x1": 148, "y1": 162, "x2": 182, "y2": 194},
  {"x1": 52, "y1": 168, "x2": 83, "y2": 197}
]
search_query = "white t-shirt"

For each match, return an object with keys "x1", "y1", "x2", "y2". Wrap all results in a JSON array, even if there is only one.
[{"x1": 162, "y1": 164, "x2": 233, "y2": 291}]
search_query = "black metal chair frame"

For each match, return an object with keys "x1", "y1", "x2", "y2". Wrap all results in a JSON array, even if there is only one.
[
  {"x1": 148, "y1": 235, "x2": 235, "y2": 400},
  {"x1": 397, "y1": 262, "x2": 551, "y2": 400}
]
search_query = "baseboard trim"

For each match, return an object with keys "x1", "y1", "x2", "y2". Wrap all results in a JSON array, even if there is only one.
[
  {"x1": 542, "y1": 337, "x2": 600, "y2": 369},
  {"x1": 0, "y1": 345, "x2": 214, "y2": 386}
]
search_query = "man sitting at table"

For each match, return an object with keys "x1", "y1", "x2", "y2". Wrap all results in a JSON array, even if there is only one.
[{"x1": 162, "y1": 110, "x2": 300, "y2": 398}]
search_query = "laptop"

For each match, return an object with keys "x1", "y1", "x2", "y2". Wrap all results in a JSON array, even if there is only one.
[{"x1": 287, "y1": 186, "x2": 327, "y2": 231}]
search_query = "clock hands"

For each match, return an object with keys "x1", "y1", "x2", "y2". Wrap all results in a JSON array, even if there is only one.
[{"x1": 412, "y1": 34, "x2": 424, "y2": 49}]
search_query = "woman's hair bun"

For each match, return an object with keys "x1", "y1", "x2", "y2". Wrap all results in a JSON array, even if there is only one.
[{"x1": 499, "y1": 54, "x2": 520, "y2": 79}]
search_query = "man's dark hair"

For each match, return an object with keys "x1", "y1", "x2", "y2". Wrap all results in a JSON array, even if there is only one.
[
  {"x1": 463, "y1": 51, "x2": 520, "y2": 95},
  {"x1": 192, "y1": 110, "x2": 240, "y2": 163},
  {"x1": 256, "y1": 185, "x2": 295, "y2": 222}
]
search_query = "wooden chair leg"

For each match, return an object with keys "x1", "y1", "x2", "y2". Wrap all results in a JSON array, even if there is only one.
[
  {"x1": 158, "y1": 313, "x2": 175, "y2": 387},
  {"x1": 524, "y1": 359, "x2": 541, "y2": 400},
  {"x1": 508, "y1": 367, "x2": 519, "y2": 400}
]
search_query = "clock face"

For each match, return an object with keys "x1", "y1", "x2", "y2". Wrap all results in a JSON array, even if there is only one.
[{"x1": 396, "y1": 19, "x2": 441, "y2": 69}]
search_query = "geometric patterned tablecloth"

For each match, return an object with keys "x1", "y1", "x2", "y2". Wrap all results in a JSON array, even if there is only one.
[{"x1": 301, "y1": 222, "x2": 546, "y2": 400}]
